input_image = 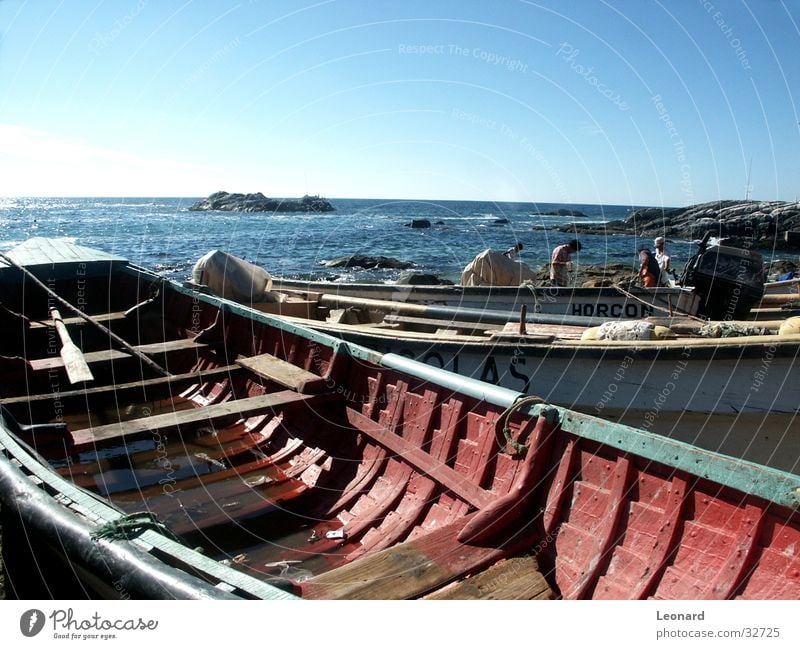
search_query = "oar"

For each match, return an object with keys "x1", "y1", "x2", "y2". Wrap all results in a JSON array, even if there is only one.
[
  {"x1": 50, "y1": 308, "x2": 94, "y2": 384},
  {"x1": 0, "y1": 252, "x2": 172, "y2": 378}
]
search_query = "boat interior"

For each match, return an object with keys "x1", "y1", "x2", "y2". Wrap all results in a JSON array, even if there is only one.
[{"x1": 1, "y1": 256, "x2": 798, "y2": 600}]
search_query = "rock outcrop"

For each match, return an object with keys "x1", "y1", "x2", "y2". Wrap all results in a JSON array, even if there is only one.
[
  {"x1": 321, "y1": 255, "x2": 415, "y2": 270},
  {"x1": 394, "y1": 272, "x2": 454, "y2": 285},
  {"x1": 554, "y1": 200, "x2": 800, "y2": 249},
  {"x1": 535, "y1": 208, "x2": 588, "y2": 217},
  {"x1": 189, "y1": 191, "x2": 334, "y2": 213}
]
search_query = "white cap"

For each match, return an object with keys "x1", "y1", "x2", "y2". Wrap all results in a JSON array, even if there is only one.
[{"x1": 654, "y1": 236, "x2": 665, "y2": 246}]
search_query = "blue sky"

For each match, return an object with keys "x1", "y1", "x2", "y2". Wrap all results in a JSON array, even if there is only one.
[{"x1": 0, "y1": 0, "x2": 798, "y2": 205}]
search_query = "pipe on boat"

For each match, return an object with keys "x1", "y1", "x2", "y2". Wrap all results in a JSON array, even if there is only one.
[
  {"x1": 381, "y1": 352, "x2": 524, "y2": 407},
  {"x1": 319, "y1": 293, "x2": 610, "y2": 327},
  {"x1": 0, "y1": 450, "x2": 241, "y2": 600}
]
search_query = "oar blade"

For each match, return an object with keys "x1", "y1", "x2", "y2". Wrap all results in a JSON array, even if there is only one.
[{"x1": 60, "y1": 341, "x2": 95, "y2": 384}]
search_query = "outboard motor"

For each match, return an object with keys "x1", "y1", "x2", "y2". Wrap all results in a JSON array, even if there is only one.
[{"x1": 680, "y1": 232, "x2": 765, "y2": 319}]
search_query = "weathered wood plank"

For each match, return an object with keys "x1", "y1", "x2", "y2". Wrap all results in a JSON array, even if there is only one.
[
  {"x1": 424, "y1": 556, "x2": 554, "y2": 600},
  {"x1": 28, "y1": 338, "x2": 206, "y2": 372},
  {"x1": 237, "y1": 353, "x2": 325, "y2": 392},
  {"x1": 382, "y1": 314, "x2": 504, "y2": 332},
  {"x1": 300, "y1": 514, "x2": 536, "y2": 600},
  {"x1": 70, "y1": 390, "x2": 318, "y2": 449},
  {"x1": 29, "y1": 311, "x2": 128, "y2": 330},
  {"x1": 0, "y1": 365, "x2": 240, "y2": 408},
  {"x1": 346, "y1": 406, "x2": 494, "y2": 510}
]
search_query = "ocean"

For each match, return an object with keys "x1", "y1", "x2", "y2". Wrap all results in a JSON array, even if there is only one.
[{"x1": 0, "y1": 197, "x2": 782, "y2": 283}]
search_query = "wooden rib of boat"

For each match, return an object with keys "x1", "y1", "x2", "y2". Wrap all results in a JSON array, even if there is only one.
[{"x1": 1, "y1": 238, "x2": 799, "y2": 600}]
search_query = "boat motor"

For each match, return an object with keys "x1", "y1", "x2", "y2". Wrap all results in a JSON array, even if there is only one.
[{"x1": 679, "y1": 232, "x2": 765, "y2": 319}]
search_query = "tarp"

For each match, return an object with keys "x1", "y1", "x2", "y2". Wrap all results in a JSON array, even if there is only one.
[
  {"x1": 460, "y1": 248, "x2": 538, "y2": 286},
  {"x1": 192, "y1": 250, "x2": 274, "y2": 303}
]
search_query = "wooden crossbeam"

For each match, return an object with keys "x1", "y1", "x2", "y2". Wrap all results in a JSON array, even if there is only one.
[
  {"x1": 28, "y1": 338, "x2": 206, "y2": 372},
  {"x1": 29, "y1": 311, "x2": 128, "y2": 330},
  {"x1": 345, "y1": 407, "x2": 494, "y2": 510},
  {"x1": 0, "y1": 365, "x2": 240, "y2": 408},
  {"x1": 70, "y1": 390, "x2": 318, "y2": 450},
  {"x1": 236, "y1": 353, "x2": 326, "y2": 393}
]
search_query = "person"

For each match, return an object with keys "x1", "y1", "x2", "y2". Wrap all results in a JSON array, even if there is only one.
[
  {"x1": 639, "y1": 246, "x2": 661, "y2": 288},
  {"x1": 653, "y1": 237, "x2": 672, "y2": 286},
  {"x1": 503, "y1": 242, "x2": 524, "y2": 261},
  {"x1": 550, "y1": 239, "x2": 581, "y2": 286}
]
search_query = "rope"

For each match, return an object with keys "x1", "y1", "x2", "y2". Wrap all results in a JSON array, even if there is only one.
[
  {"x1": 0, "y1": 301, "x2": 50, "y2": 328},
  {"x1": 494, "y1": 394, "x2": 544, "y2": 456},
  {"x1": 91, "y1": 512, "x2": 183, "y2": 544},
  {"x1": 612, "y1": 283, "x2": 706, "y2": 323},
  {"x1": 521, "y1": 281, "x2": 540, "y2": 314}
]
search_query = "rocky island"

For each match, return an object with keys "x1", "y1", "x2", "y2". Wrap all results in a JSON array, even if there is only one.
[
  {"x1": 553, "y1": 200, "x2": 800, "y2": 249},
  {"x1": 189, "y1": 191, "x2": 335, "y2": 213},
  {"x1": 321, "y1": 254, "x2": 415, "y2": 270}
]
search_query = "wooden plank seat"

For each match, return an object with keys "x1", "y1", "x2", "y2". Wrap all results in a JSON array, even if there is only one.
[
  {"x1": 27, "y1": 338, "x2": 207, "y2": 372},
  {"x1": 236, "y1": 353, "x2": 327, "y2": 393},
  {"x1": 28, "y1": 311, "x2": 128, "y2": 330},
  {"x1": 70, "y1": 390, "x2": 323, "y2": 451},
  {"x1": 0, "y1": 365, "x2": 241, "y2": 410}
]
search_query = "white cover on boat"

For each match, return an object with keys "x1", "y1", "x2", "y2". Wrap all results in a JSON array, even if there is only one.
[
  {"x1": 192, "y1": 250, "x2": 273, "y2": 303},
  {"x1": 461, "y1": 248, "x2": 538, "y2": 287},
  {"x1": 581, "y1": 321, "x2": 672, "y2": 341}
]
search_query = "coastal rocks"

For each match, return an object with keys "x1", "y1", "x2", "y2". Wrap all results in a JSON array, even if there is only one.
[
  {"x1": 321, "y1": 255, "x2": 415, "y2": 270},
  {"x1": 527, "y1": 262, "x2": 637, "y2": 287},
  {"x1": 555, "y1": 199, "x2": 800, "y2": 249},
  {"x1": 405, "y1": 219, "x2": 431, "y2": 228},
  {"x1": 536, "y1": 208, "x2": 588, "y2": 217},
  {"x1": 394, "y1": 272, "x2": 454, "y2": 285},
  {"x1": 189, "y1": 191, "x2": 335, "y2": 213}
]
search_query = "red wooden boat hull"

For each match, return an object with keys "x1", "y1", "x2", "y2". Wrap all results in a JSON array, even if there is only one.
[{"x1": 1, "y1": 239, "x2": 798, "y2": 599}]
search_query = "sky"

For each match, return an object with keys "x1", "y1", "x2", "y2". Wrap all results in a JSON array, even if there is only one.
[{"x1": 0, "y1": 0, "x2": 798, "y2": 205}]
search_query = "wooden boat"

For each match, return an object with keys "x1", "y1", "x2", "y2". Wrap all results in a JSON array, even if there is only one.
[
  {"x1": 274, "y1": 276, "x2": 701, "y2": 320},
  {"x1": 1, "y1": 238, "x2": 799, "y2": 600},
  {"x1": 195, "y1": 252, "x2": 800, "y2": 465}
]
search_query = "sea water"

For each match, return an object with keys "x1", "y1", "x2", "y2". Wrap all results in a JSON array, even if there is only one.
[{"x1": 0, "y1": 197, "x2": 788, "y2": 282}]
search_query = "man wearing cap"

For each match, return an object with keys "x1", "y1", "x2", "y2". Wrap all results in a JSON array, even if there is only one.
[
  {"x1": 654, "y1": 237, "x2": 671, "y2": 285},
  {"x1": 550, "y1": 239, "x2": 582, "y2": 286},
  {"x1": 504, "y1": 242, "x2": 524, "y2": 261}
]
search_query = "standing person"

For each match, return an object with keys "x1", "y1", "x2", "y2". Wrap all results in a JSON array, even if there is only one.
[
  {"x1": 550, "y1": 239, "x2": 581, "y2": 286},
  {"x1": 503, "y1": 242, "x2": 524, "y2": 261},
  {"x1": 639, "y1": 246, "x2": 660, "y2": 288},
  {"x1": 654, "y1": 236, "x2": 671, "y2": 283}
]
